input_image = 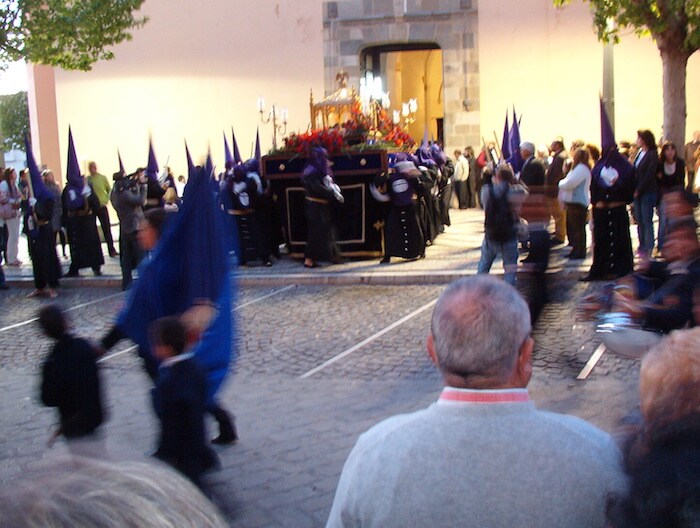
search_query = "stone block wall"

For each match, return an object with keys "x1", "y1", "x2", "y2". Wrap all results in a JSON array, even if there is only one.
[{"x1": 323, "y1": 0, "x2": 481, "y2": 152}]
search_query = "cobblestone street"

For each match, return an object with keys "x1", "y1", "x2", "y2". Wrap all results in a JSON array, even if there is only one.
[{"x1": 0, "y1": 210, "x2": 642, "y2": 527}]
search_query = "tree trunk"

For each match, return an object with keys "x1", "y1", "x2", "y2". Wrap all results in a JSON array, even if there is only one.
[{"x1": 659, "y1": 46, "x2": 689, "y2": 150}]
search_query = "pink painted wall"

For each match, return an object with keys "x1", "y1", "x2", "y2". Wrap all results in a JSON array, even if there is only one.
[{"x1": 37, "y1": 0, "x2": 324, "y2": 178}]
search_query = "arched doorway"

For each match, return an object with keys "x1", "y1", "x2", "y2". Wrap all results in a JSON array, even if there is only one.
[{"x1": 361, "y1": 43, "x2": 444, "y2": 144}]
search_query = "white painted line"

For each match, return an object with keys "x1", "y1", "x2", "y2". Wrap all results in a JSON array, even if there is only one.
[
  {"x1": 234, "y1": 284, "x2": 295, "y2": 311},
  {"x1": 576, "y1": 343, "x2": 606, "y2": 380},
  {"x1": 0, "y1": 291, "x2": 125, "y2": 334},
  {"x1": 98, "y1": 285, "x2": 295, "y2": 363},
  {"x1": 98, "y1": 345, "x2": 137, "y2": 363},
  {"x1": 300, "y1": 298, "x2": 439, "y2": 379}
]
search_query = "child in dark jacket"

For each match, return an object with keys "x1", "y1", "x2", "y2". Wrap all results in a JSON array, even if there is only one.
[
  {"x1": 39, "y1": 304, "x2": 105, "y2": 456},
  {"x1": 150, "y1": 316, "x2": 218, "y2": 485}
]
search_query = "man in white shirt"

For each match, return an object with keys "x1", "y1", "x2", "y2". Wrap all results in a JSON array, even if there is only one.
[{"x1": 327, "y1": 275, "x2": 627, "y2": 528}]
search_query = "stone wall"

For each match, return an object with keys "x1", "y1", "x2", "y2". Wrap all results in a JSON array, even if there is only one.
[{"x1": 323, "y1": 0, "x2": 480, "y2": 151}]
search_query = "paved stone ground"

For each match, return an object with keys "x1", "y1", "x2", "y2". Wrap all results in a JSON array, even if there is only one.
[{"x1": 0, "y1": 209, "x2": 643, "y2": 527}]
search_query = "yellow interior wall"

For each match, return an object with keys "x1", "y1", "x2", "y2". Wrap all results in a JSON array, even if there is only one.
[{"x1": 383, "y1": 49, "x2": 444, "y2": 143}]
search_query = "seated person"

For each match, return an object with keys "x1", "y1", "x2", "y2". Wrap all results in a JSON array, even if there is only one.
[{"x1": 613, "y1": 220, "x2": 699, "y2": 333}]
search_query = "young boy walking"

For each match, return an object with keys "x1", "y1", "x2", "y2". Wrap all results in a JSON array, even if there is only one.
[
  {"x1": 150, "y1": 316, "x2": 218, "y2": 485},
  {"x1": 39, "y1": 304, "x2": 105, "y2": 457}
]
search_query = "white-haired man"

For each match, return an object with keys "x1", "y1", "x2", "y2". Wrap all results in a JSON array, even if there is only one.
[{"x1": 326, "y1": 276, "x2": 626, "y2": 528}]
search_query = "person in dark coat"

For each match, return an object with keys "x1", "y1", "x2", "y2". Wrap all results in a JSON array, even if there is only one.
[
  {"x1": 374, "y1": 160, "x2": 425, "y2": 264},
  {"x1": 39, "y1": 304, "x2": 104, "y2": 455},
  {"x1": 62, "y1": 178, "x2": 105, "y2": 277},
  {"x1": 151, "y1": 316, "x2": 217, "y2": 486},
  {"x1": 301, "y1": 147, "x2": 344, "y2": 268},
  {"x1": 633, "y1": 129, "x2": 659, "y2": 257}
]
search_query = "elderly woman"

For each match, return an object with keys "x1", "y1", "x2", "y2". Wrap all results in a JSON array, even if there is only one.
[
  {"x1": 0, "y1": 168, "x2": 23, "y2": 266},
  {"x1": 606, "y1": 328, "x2": 700, "y2": 528}
]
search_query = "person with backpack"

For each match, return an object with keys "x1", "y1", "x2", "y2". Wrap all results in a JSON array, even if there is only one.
[{"x1": 477, "y1": 165, "x2": 524, "y2": 285}]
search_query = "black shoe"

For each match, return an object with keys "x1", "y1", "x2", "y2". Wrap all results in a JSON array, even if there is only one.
[
  {"x1": 64, "y1": 270, "x2": 79, "y2": 278},
  {"x1": 109, "y1": 250, "x2": 119, "y2": 258},
  {"x1": 379, "y1": 256, "x2": 390, "y2": 264},
  {"x1": 551, "y1": 238, "x2": 566, "y2": 246},
  {"x1": 93, "y1": 268, "x2": 103, "y2": 276}
]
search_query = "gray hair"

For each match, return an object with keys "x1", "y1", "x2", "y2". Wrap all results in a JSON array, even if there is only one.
[
  {"x1": 520, "y1": 142, "x2": 535, "y2": 155},
  {"x1": 430, "y1": 276, "x2": 531, "y2": 384},
  {"x1": 0, "y1": 457, "x2": 228, "y2": 528}
]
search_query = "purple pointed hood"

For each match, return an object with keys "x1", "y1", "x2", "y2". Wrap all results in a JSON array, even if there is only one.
[
  {"x1": 232, "y1": 128, "x2": 242, "y2": 165},
  {"x1": 303, "y1": 146, "x2": 333, "y2": 178},
  {"x1": 600, "y1": 99, "x2": 616, "y2": 155},
  {"x1": 501, "y1": 112, "x2": 511, "y2": 161},
  {"x1": 64, "y1": 127, "x2": 86, "y2": 210},
  {"x1": 146, "y1": 139, "x2": 159, "y2": 181},
  {"x1": 254, "y1": 128, "x2": 262, "y2": 174},
  {"x1": 24, "y1": 133, "x2": 53, "y2": 204},
  {"x1": 185, "y1": 141, "x2": 195, "y2": 180},
  {"x1": 429, "y1": 143, "x2": 447, "y2": 168},
  {"x1": 118, "y1": 150, "x2": 126, "y2": 175},
  {"x1": 224, "y1": 133, "x2": 233, "y2": 166},
  {"x1": 507, "y1": 109, "x2": 524, "y2": 173},
  {"x1": 416, "y1": 145, "x2": 435, "y2": 167}
]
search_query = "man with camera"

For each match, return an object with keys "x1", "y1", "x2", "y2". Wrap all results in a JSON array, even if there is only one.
[{"x1": 111, "y1": 169, "x2": 147, "y2": 290}]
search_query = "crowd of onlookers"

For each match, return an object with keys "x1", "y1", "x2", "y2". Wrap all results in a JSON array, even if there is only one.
[
  {"x1": 0, "y1": 162, "x2": 185, "y2": 293},
  {"x1": 0, "y1": 275, "x2": 698, "y2": 527}
]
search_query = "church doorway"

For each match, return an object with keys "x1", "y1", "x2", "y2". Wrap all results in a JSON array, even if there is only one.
[{"x1": 361, "y1": 43, "x2": 444, "y2": 144}]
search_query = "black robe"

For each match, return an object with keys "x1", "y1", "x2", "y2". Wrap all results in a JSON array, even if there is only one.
[
  {"x1": 41, "y1": 335, "x2": 104, "y2": 438},
  {"x1": 382, "y1": 172, "x2": 425, "y2": 259},
  {"x1": 62, "y1": 186, "x2": 105, "y2": 272},
  {"x1": 25, "y1": 198, "x2": 60, "y2": 289},
  {"x1": 301, "y1": 170, "x2": 340, "y2": 262}
]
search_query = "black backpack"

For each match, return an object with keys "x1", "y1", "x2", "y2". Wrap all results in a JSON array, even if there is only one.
[{"x1": 485, "y1": 184, "x2": 516, "y2": 242}]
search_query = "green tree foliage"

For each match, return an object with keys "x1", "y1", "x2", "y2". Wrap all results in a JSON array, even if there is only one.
[
  {"x1": 554, "y1": 0, "x2": 699, "y2": 53},
  {"x1": 0, "y1": 0, "x2": 148, "y2": 71},
  {"x1": 0, "y1": 91, "x2": 29, "y2": 152},
  {"x1": 554, "y1": 0, "x2": 699, "y2": 147}
]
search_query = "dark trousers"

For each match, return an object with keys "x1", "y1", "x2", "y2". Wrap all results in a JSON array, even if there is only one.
[
  {"x1": 96, "y1": 206, "x2": 116, "y2": 254},
  {"x1": 119, "y1": 230, "x2": 143, "y2": 291},
  {"x1": 0, "y1": 224, "x2": 7, "y2": 262},
  {"x1": 54, "y1": 229, "x2": 67, "y2": 257},
  {"x1": 524, "y1": 227, "x2": 550, "y2": 325},
  {"x1": 454, "y1": 180, "x2": 469, "y2": 208},
  {"x1": 565, "y1": 203, "x2": 588, "y2": 258}
]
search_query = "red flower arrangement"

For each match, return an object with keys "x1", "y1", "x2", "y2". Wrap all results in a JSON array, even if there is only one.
[{"x1": 278, "y1": 99, "x2": 415, "y2": 154}]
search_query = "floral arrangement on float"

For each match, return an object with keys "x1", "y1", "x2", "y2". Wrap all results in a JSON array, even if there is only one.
[
  {"x1": 279, "y1": 102, "x2": 415, "y2": 155},
  {"x1": 273, "y1": 71, "x2": 416, "y2": 156}
]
